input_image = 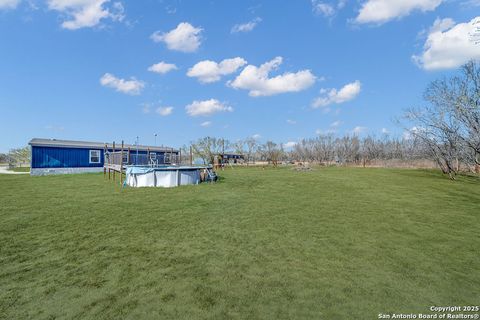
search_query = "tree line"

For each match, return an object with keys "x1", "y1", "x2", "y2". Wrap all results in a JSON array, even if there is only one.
[
  {"x1": 189, "y1": 61, "x2": 480, "y2": 179},
  {"x1": 188, "y1": 135, "x2": 426, "y2": 165},
  {"x1": 0, "y1": 147, "x2": 31, "y2": 166}
]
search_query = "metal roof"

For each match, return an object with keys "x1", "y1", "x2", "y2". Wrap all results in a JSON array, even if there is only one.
[{"x1": 28, "y1": 138, "x2": 178, "y2": 153}]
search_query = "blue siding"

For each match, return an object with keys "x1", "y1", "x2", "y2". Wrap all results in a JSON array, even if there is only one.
[
  {"x1": 32, "y1": 146, "x2": 104, "y2": 168},
  {"x1": 223, "y1": 154, "x2": 244, "y2": 160},
  {"x1": 31, "y1": 146, "x2": 179, "y2": 168}
]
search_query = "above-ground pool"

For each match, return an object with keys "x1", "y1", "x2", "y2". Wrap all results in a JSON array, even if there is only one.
[{"x1": 125, "y1": 165, "x2": 213, "y2": 188}]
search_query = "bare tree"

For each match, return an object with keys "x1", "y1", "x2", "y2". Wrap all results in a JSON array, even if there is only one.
[
  {"x1": 361, "y1": 135, "x2": 382, "y2": 166},
  {"x1": 244, "y1": 138, "x2": 257, "y2": 164},
  {"x1": 262, "y1": 141, "x2": 283, "y2": 166},
  {"x1": 179, "y1": 144, "x2": 190, "y2": 164},
  {"x1": 402, "y1": 61, "x2": 480, "y2": 178},
  {"x1": 291, "y1": 135, "x2": 336, "y2": 164},
  {"x1": 292, "y1": 139, "x2": 313, "y2": 163},
  {"x1": 402, "y1": 113, "x2": 460, "y2": 178},
  {"x1": 8, "y1": 146, "x2": 31, "y2": 167},
  {"x1": 232, "y1": 140, "x2": 245, "y2": 156},
  {"x1": 335, "y1": 136, "x2": 360, "y2": 164},
  {"x1": 428, "y1": 61, "x2": 480, "y2": 170},
  {"x1": 0, "y1": 153, "x2": 8, "y2": 164},
  {"x1": 317, "y1": 134, "x2": 336, "y2": 163},
  {"x1": 190, "y1": 137, "x2": 229, "y2": 165}
]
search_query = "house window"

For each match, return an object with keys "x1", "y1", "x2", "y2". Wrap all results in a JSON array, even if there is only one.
[{"x1": 89, "y1": 150, "x2": 101, "y2": 164}]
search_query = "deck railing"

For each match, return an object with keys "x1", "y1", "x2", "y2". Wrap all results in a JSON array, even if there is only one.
[{"x1": 105, "y1": 151, "x2": 185, "y2": 168}]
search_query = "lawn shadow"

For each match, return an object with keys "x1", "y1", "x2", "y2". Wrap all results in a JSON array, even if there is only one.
[
  {"x1": 457, "y1": 172, "x2": 480, "y2": 185},
  {"x1": 397, "y1": 168, "x2": 480, "y2": 185},
  {"x1": 214, "y1": 175, "x2": 226, "y2": 183}
]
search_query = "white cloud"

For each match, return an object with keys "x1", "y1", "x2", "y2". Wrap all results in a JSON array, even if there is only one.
[
  {"x1": 47, "y1": 0, "x2": 124, "y2": 30},
  {"x1": 314, "y1": 121, "x2": 342, "y2": 135},
  {"x1": 0, "y1": 0, "x2": 20, "y2": 9},
  {"x1": 45, "y1": 124, "x2": 65, "y2": 131},
  {"x1": 312, "y1": 1, "x2": 335, "y2": 17},
  {"x1": 413, "y1": 17, "x2": 480, "y2": 70},
  {"x1": 287, "y1": 119, "x2": 297, "y2": 125},
  {"x1": 165, "y1": 5, "x2": 176, "y2": 14},
  {"x1": 148, "y1": 61, "x2": 178, "y2": 74},
  {"x1": 185, "y1": 99, "x2": 233, "y2": 117},
  {"x1": 228, "y1": 57, "x2": 316, "y2": 97},
  {"x1": 187, "y1": 57, "x2": 247, "y2": 83},
  {"x1": 471, "y1": 19, "x2": 480, "y2": 45},
  {"x1": 330, "y1": 120, "x2": 342, "y2": 128},
  {"x1": 231, "y1": 17, "x2": 262, "y2": 33},
  {"x1": 200, "y1": 121, "x2": 212, "y2": 127},
  {"x1": 100, "y1": 73, "x2": 144, "y2": 95},
  {"x1": 381, "y1": 128, "x2": 390, "y2": 134},
  {"x1": 156, "y1": 106, "x2": 173, "y2": 116},
  {"x1": 252, "y1": 134, "x2": 261, "y2": 139},
  {"x1": 151, "y1": 22, "x2": 202, "y2": 53},
  {"x1": 312, "y1": 80, "x2": 361, "y2": 108},
  {"x1": 351, "y1": 126, "x2": 367, "y2": 135},
  {"x1": 284, "y1": 141, "x2": 297, "y2": 149},
  {"x1": 403, "y1": 126, "x2": 425, "y2": 140},
  {"x1": 355, "y1": 0, "x2": 442, "y2": 24},
  {"x1": 141, "y1": 103, "x2": 151, "y2": 114},
  {"x1": 312, "y1": 0, "x2": 347, "y2": 17},
  {"x1": 429, "y1": 17, "x2": 456, "y2": 33},
  {"x1": 464, "y1": 0, "x2": 480, "y2": 6}
]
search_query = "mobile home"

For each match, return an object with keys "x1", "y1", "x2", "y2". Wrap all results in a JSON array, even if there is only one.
[{"x1": 29, "y1": 138, "x2": 178, "y2": 176}]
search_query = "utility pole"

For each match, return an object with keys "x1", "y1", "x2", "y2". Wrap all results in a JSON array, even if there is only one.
[
  {"x1": 136, "y1": 136, "x2": 139, "y2": 165},
  {"x1": 190, "y1": 145, "x2": 193, "y2": 165}
]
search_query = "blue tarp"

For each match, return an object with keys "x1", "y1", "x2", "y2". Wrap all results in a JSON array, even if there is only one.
[{"x1": 125, "y1": 166, "x2": 156, "y2": 175}]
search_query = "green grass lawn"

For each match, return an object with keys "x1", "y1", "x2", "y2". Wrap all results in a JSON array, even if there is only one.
[{"x1": 0, "y1": 167, "x2": 479, "y2": 319}]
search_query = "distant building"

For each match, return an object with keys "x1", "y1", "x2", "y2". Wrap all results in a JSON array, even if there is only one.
[
  {"x1": 28, "y1": 138, "x2": 178, "y2": 176},
  {"x1": 221, "y1": 153, "x2": 245, "y2": 163},
  {"x1": 213, "y1": 153, "x2": 245, "y2": 168}
]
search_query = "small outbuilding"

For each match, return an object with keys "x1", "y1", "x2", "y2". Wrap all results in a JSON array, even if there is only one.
[
  {"x1": 221, "y1": 153, "x2": 245, "y2": 164},
  {"x1": 29, "y1": 138, "x2": 178, "y2": 176}
]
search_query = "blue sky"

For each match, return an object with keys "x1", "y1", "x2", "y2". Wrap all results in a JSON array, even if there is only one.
[{"x1": 0, "y1": 0, "x2": 479, "y2": 152}]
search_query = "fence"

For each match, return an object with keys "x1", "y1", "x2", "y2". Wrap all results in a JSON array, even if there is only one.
[{"x1": 104, "y1": 151, "x2": 184, "y2": 169}]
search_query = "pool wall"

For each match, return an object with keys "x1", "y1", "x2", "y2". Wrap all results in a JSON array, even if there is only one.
[{"x1": 125, "y1": 166, "x2": 205, "y2": 188}]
